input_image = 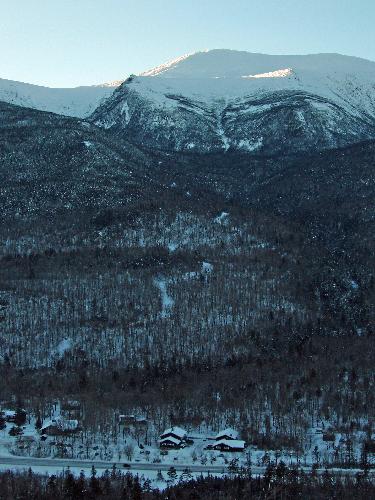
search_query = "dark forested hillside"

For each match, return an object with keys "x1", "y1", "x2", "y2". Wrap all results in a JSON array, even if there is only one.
[{"x1": 0, "y1": 101, "x2": 374, "y2": 468}]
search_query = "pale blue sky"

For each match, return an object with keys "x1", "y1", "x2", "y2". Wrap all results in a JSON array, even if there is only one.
[{"x1": 1, "y1": 0, "x2": 374, "y2": 87}]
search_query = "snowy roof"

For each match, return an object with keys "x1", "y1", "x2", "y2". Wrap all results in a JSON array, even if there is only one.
[
  {"x1": 159, "y1": 436, "x2": 181, "y2": 446},
  {"x1": 214, "y1": 439, "x2": 246, "y2": 449},
  {"x1": 119, "y1": 414, "x2": 147, "y2": 423},
  {"x1": 41, "y1": 419, "x2": 55, "y2": 430},
  {"x1": 160, "y1": 426, "x2": 186, "y2": 439},
  {"x1": 61, "y1": 400, "x2": 80, "y2": 408},
  {"x1": 215, "y1": 428, "x2": 239, "y2": 440},
  {"x1": 18, "y1": 435, "x2": 35, "y2": 442},
  {"x1": 60, "y1": 419, "x2": 79, "y2": 431},
  {"x1": 41, "y1": 417, "x2": 79, "y2": 432},
  {"x1": 4, "y1": 410, "x2": 16, "y2": 417}
]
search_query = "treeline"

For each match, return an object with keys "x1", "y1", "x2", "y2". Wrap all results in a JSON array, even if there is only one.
[{"x1": 0, "y1": 465, "x2": 374, "y2": 499}]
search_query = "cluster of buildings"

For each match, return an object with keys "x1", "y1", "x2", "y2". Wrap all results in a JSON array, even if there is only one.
[
  {"x1": 118, "y1": 414, "x2": 148, "y2": 428},
  {"x1": 1, "y1": 404, "x2": 246, "y2": 454},
  {"x1": 0, "y1": 403, "x2": 81, "y2": 440},
  {"x1": 40, "y1": 400, "x2": 81, "y2": 437},
  {"x1": 158, "y1": 426, "x2": 246, "y2": 452},
  {"x1": 40, "y1": 416, "x2": 80, "y2": 437}
]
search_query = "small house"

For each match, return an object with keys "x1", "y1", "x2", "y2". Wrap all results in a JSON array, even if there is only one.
[
  {"x1": 160, "y1": 426, "x2": 187, "y2": 441},
  {"x1": 2, "y1": 410, "x2": 17, "y2": 423},
  {"x1": 215, "y1": 428, "x2": 239, "y2": 441},
  {"x1": 208, "y1": 439, "x2": 246, "y2": 452},
  {"x1": 159, "y1": 436, "x2": 185, "y2": 449},
  {"x1": 41, "y1": 417, "x2": 80, "y2": 436},
  {"x1": 159, "y1": 426, "x2": 187, "y2": 449},
  {"x1": 119, "y1": 415, "x2": 136, "y2": 425},
  {"x1": 60, "y1": 400, "x2": 81, "y2": 418},
  {"x1": 134, "y1": 417, "x2": 148, "y2": 427},
  {"x1": 40, "y1": 421, "x2": 60, "y2": 436},
  {"x1": 1, "y1": 409, "x2": 27, "y2": 424},
  {"x1": 119, "y1": 415, "x2": 148, "y2": 427}
]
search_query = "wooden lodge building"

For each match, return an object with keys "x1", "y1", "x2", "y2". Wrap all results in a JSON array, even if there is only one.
[
  {"x1": 159, "y1": 426, "x2": 187, "y2": 449},
  {"x1": 215, "y1": 428, "x2": 239, "y2": 441},
  {"x1": 208, "y1": 439, "x2": 246, "y2": 452},
  {"x1": 206, "y1": 427, "x2": 246, "y2": 452}
]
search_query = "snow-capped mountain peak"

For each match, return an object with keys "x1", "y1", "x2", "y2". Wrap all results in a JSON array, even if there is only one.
[
  {"x1": 92, "y1": 49, "x2": 375, "y2": 155},
  {"x1": 2, "y1": 49, "x2": 375, "y2": 153},
  {"x1": 138, "y1": 49, "x2": 375, "y2": 80}
]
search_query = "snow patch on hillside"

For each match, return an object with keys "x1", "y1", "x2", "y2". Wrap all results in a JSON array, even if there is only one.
[
  {"x1": 242, "y1": 68, "x2": 293, "y2": 79},
  {"x1": 56, "y1": 338, "x2": 72, "y2": 358},
  {"x1": 214, "y1": 212, "x2": 229, "y2": 224},
  {"x1": 217, "y1": 113, "x2": 230, "y2": 151},
  {"x1": 202, "y1": 262, "x2": 214, "y2": 273},
  {"x1": 237, "y1": 137, "x2": 263, "y2": 152},
  {"x1": 154, "y1": 278, "x2": 174, "y2": 318},
  {"x1": 120, "y1": 101, "x2": 131, "y2": 124}
]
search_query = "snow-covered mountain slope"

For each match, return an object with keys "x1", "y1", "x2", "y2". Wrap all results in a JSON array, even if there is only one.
[
  {"x1": 91, "y1": 50, "x2": 375, "y2": 154},
  {"x1": 0, "y1": 78, "x2": 123, "y2": 117}
]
